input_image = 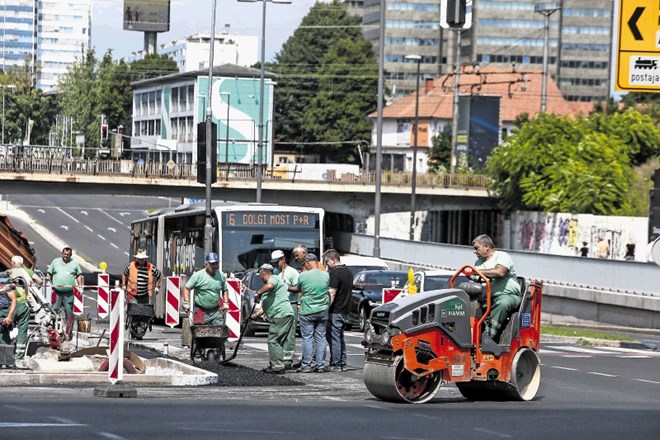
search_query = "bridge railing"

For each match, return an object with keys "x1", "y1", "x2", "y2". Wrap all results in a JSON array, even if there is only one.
[{"x1": 0, "y1": 156, "x2": 490, "y2": 189}]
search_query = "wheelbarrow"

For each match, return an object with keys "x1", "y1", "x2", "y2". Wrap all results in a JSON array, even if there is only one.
[
  {"x1": 126, "y1": 303, "x2": 155, "y2": 340},
  {"x1": 190, "y1": 324, "x2": 230, "y2": 363}
]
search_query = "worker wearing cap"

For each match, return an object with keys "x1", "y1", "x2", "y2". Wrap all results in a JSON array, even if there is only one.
[
  {"x1": 0, "y1": 256, "x2": 42, "y2": 360},
  {"x1": 122, "y1": 249, "x2": 161, "y2": 305},
  {"x1": 271, "y1": 249, "x2": 300, "y2": 370},
  {"x1": 46, "y1": 246, "x2": 84, "y2": 322},
  {"x1": 252, "y1": 263, "x2": 295, "y2": 374},
  {"x1": 182, "y1": 252, "x2": 228, "y2": 326}
]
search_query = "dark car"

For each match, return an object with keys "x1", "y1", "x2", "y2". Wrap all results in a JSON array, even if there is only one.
[
  {"x1": 348, "y1": 270, "x2": 408, "y2": 331},
  {"x1": 239, "y1": 268, "x2": 268, "y2": 336}
]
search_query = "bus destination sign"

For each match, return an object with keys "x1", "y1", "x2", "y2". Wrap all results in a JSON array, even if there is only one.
[{"x1": 224, "y1": 212, "x2": 319, "y2": 229}]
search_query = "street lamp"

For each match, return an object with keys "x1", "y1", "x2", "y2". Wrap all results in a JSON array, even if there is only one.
[
  {"x1": 405, "y1": 54, "x2": 421, "y2": 241},
  {"x1": 1, "y1": 83, "x2": 16, "y2": 144},
  {"x1": 535, "y1": 2, "x2": 560, "y2": 113},
  {"x1": 238, "y1": 0, "x2": 291, "y2": 203}
]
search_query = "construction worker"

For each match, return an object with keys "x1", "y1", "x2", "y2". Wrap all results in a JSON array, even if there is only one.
[
  {"x1": 0, "y1": 256, "x2": 42, "y2": 360},
  {"x1": 46, "y1": 246, "x2": 84, "y2": 323},
  {"x1": 270, "y1": 249, "x2": 300, "y2": 370},
  {"x1": 472, "y1": 234, "x2": 521, "y2": 341},
  {"x1": 122, "y1": 249, "x2": 161, "y2": 304},
  {"x1": 182, "y1": 252, "x2": 228, "y2": 326},
  {"x1": 252, "y1": 263, "x2": 295, "y2": 374},
  {"x1": 0, "y1": 280, "x2": 17, "y2": 346}
]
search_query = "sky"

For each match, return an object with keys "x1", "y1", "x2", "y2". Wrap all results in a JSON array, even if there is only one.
[{"x1": 91, "y1": 0, "x2": 318, "y2": 62}]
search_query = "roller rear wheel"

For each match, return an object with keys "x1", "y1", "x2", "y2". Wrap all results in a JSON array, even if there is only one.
[{"x1": 363, "y1": 353, "x2": 442, "y2": 403}]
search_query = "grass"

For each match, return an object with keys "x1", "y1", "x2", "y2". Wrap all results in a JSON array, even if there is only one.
[{"x1": 541, "y1": 324, "x2": 638, "y2": 342}]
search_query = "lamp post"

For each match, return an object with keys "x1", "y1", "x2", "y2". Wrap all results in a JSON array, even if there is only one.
[
  {"x1": 1, "y1": 83, "x2": 16, "y2": 144},
  {"x1": 373, "y1": 0, "x2": 387, "y2": 258},
  {"x1": 203, "y1": 0, "x2": 218, "y2": 256},
  {"x1": 405, "y1": 54, "x2": 421, "y2": 241},
  {"x1": 238, "y1": 0, "x2": 291, "y2": 203},
  {"x1": 535, "y1": 2, "x2": 560, "y2": 113}
]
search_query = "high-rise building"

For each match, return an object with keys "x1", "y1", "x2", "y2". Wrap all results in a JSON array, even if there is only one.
[
  {"x1": 350, "y1": 0, "x2": 613, "y2": 102},
  {"x1": 0, "y1": 0, "x2": 91, "y2": 91}
]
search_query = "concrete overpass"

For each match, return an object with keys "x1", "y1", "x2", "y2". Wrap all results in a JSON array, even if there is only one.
[{"x1": 0, "y1": 159, "x2": 495, "y2": 226}]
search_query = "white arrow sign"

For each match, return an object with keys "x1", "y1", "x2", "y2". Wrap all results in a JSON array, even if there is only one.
[
  {"x1": 60, "y1": 225, "x2": 69, "y2": 231},
  {"x1": 119, "y1": 212, "x2": 130, "y2": 217},
  {"x1": 107, "y1": 227, "x2": 117, "y2": 233},
  {"x1": 80, "y1": 211, "x2": 88, "y2": 216}
]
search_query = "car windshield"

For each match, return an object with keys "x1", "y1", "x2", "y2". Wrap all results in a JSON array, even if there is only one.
[
  {"x1": 362, "y1": 272, "x2": 406, "y2": 288},
  {"x1": 425, "y1": 275, "x2": 468, "y2": 291},
  {"x1": 348, "y1": 265, "x2": 388, "y2": 277}
]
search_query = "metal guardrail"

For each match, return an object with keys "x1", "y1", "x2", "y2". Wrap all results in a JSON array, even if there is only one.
[{"x1": 0, "y1": 156, "x2": 490, "y2": 189}]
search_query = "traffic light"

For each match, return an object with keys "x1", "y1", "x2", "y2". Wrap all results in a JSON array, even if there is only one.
[
  {"x1": 447, "y1": 0, "x2": 467, "y2": 27},
  {"x1": 101, "y1": 124, "x2": 109, "y2": 140},
  {"x1": 197, "y1": 122, "x2": 217, "y2": 184},
  {"x1": 650, "y1": 170, "x2": 660, "y2": 235}
]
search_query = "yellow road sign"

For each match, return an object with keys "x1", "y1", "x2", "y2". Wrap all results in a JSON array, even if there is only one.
[{"x1": 615, "y1": 0, "x2": 660, "y2": 92}]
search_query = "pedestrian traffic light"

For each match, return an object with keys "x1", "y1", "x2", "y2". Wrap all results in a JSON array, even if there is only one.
[
  {"x1": 197, "y1": 122, "x2": 217, "y2": 184},
  {"x1": 101, "y1": 124, "x2": 109, "y2": 140}
]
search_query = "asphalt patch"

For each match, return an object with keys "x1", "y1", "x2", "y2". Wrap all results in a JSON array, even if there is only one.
[{"x1": 130, "y1": 346, "x2": 303, "y2": 387}]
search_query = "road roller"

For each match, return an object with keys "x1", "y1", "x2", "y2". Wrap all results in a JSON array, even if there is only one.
[{"x1": 363, "y1": 264, "x2": 543, "y2": 403}]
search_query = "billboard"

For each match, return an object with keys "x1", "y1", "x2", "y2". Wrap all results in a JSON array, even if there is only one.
[{"x1": 123, "y1": 0, "x2": 171, "y2": 33}]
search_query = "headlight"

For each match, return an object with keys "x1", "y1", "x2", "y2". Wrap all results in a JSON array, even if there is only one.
[
  {"x1": 381, "y1": 327, "x2": 400, "y2": 345},
  {"x1": 364, "y1": 324, "x2": 373, "y2": 344}
]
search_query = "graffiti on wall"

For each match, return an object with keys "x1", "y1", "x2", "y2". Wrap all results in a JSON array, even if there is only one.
[{"x1": 511, "y1": 211, "x2": 647, "y2": 261}]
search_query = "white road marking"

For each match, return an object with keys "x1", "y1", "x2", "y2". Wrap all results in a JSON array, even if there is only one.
[
  {"x1": 98, "y1": 234, "x2": 106, "y2": 240},
  {"x1": 546, "y1": 345, "x2": 610, "y2": 354},
  {"x1": 107, "y1": 227, "x2": 117, "y2": 233},
  {"x1": 97, "y1": 208, "x2": 129, "y2": 227},
  {"x1": 347, "y1": 343, "x2": 364, "y2": 349},
  {"x1": 80, "y1": 210, "x2": 88, "y2": 216},
  {"x1": 539, "y1": 348, "x2": 563, "y2": 354},
  {"x1": 587, "y1": 371, "x2": 618, "y2": 378},
  {"x1": 60, "y1": 225, "x2": 69, "y2": 231},
  {"x1": 56, "y1": 207, "x2": 79, "y2": 223},
  {"x1": 119, "y1": 212, "x2": 130, "y2": 217},
  {"x1": 111, "y1": 243, "x2": 119, "y2": 249},
  {"x1": 99, "y1": 433, "x2": 128, "y2": 440},
  {"x1": 616, "y1": 355, "x2": 651, "y2": 359},
  {"x1": 84, "y1": 225, "x2": 93, "y2": 232},
  {"x1": 245, "y1": 343, "x2": 269, "y2": 351},
  {"x1": 38, "y1": 209, "x2": 45, "y2": 213},
  {"x1": 631, "y1": 378, "x2": 660, "y2": 385},
  {"x1": 0, "y1": 422, "x2": 86, "y2": 427},
  {"x1": 472, "y1": 427, "x2": 514, "y2": 438},
  {"x1": 550, "y1": 366, "x2": 578, "y2": 371}
]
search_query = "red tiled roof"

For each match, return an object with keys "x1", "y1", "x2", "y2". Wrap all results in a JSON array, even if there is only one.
[{"x1": 372, "y1": 65, "x2": 594, "y2": 122}]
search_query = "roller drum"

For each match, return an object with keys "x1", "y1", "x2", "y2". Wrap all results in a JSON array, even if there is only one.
[{"x1": 363, "y1": 353, "x2": 443, "y2": 403}]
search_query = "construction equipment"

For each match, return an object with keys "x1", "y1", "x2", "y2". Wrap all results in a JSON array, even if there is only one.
[
  {"x1": 363, "y1": 264, "x2": 543, "y2": 403},
  {"x1": 125, "y1": 302, "x2": 155, "y2": 340}
]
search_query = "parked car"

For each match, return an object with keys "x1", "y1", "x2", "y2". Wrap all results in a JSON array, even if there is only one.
[
  {"x1": 239, "y1": 268, "x2": 269, "y2": 336},
  {"x1": 404, "y1": 269, "x2": 469, "y2": 293},
  {"x1": 340, "y1": 255, "x2": 389, "y2": 277},
  {"x1": 348, "y1": 269, "x2": 408, "y2": 331}
]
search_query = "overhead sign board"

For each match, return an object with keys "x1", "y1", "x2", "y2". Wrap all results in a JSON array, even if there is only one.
[
  {"x1": 615, "y1": 0, "x2": 660, "y2": 92},
  {"x1": 123, "y1": 0, "x2": 171, "y2": 33},
  {"x1": 440, "y1": 0, "x2": 473, "y2": 30}
]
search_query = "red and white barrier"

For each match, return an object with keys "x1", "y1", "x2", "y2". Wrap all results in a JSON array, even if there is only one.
[
  {"x1": 226, "y1": 279, "x2": 242, "y2": 342},
  {"x1": 73, "y1": 285, "x2": 84, "y2": 315},
  {"x1": 382, "y1": 288, "x2": 403, "y2": 304},
  {"x1": 108, "y1": 286, "x2": 125, "y2": 384},
  {"x1": 97, "y1": 274, "x2": 109, "y2": 319},
  {"x1": 165, "y1": 276, "x2": 181, "y2": 328}
]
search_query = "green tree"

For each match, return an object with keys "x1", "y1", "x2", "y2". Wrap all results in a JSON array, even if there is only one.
[
  {"x1": 271, "y1": 1, "x2": 377, "y2": 162},
  {"x1": 427, "y1": 126, "x2": 451, "y2": 172},
  {"x1": 129, "y1": 53, "x2": 178, "y2": 82},
  {"x1": 487, "y1": 113, "x2": 633, "y2": 215}
]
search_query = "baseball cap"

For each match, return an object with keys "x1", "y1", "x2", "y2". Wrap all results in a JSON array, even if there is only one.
[
  {"x1": 304, "y1": 253, "x2": 318, "y2": 262},
  {"x1": 259, "y1": 263, "x2": 274, "y2": 272},
  {"x1": 270, "y1": 250, "x2": 285, "y2": 263},
  {"x1": 205, "y1": 252, "x2": 220, "y2": 263}
]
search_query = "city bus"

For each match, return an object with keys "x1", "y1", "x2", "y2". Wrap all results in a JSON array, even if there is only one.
[{"x1": 129, "y1": 202, "x2": 325, "y2": 319}]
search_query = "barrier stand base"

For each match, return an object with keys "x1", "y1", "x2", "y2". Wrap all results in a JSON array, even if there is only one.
[{"x1": 93, "y1": 383, "x2": 138, "y2": 398}]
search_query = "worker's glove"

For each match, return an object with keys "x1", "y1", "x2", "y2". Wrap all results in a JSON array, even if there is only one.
[
  {"x1": 182, "y1": 300, "x2": 190, "y2": 314},
  {"x1": 253, "y1": 294, "x2": 261, "y2": 304}
]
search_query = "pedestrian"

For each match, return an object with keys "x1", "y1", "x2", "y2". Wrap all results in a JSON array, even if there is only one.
[
  {"x1": 182, "y1": 252, "x2": 229, "y2": 326},
  {"x1": 46, "y1": 246, "x2": 84, "y2": 323},
  {"x1": 251, "y1": 263, "x2": 295, "y2": 374},
  {"x1": 0, "y1": 281, "x2": 17, "y2": 346},
  {"x1": 322, "y1": 249, "x2": 352, "y2": 372},
  {"x1": 472, "y1": 234, "x2": 521, "y2": 342},
  {"x1": 270, "y1": 249, "x2": 300, "y2": 369},
  {"x1": 0, "y1": 256, "x2": 42, "y2": 360},
  {"x1": 624, "y1": 239, "x2": 635, "y2": 261},
  {"x1": 121, "y1": 249, "x2": 162, "y2": 305},
  {"x1": 291, "y1": 253, "x2": 329, "y2": 373},
  {"x1": 595, "y1": 237, "x2": 609, "y2": 259},
  {"x1": 292, "y1": 244, "x2": 326, "y2": 272},
  {"x1": 578, "y1": 241, "x2": 589, "y2": 258}
]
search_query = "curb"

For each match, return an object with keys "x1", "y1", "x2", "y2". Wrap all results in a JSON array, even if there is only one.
[{"x1": 541, "y1": 334, "x2": 657, "y2": 351}]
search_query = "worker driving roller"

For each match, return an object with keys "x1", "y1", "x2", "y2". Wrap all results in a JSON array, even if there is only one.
[{"x1": 471, "y1": 234, "x2": 521, "y2": 341}]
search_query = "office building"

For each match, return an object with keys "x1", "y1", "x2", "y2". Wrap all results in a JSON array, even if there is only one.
[
  {"x1": 0, "y1": 0, "x2": 92, "y2": 91},
  {"x1": 349, "y1": 0, "x2": 613, "y2": 102}
]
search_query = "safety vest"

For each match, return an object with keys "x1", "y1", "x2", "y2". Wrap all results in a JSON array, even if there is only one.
[{"x1": 127, "y1": 261, "x2": 154, "y2": 296}]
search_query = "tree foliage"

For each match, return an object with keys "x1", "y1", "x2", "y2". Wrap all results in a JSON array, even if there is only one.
[
  {"x1": 487, "y1": 113, "x2": 634, "y2": 215},
  {"x1": 129, "y1": 53, "x2": 179, "y2": 82},
  {"x1": 271, "y1": 1, "x2": 378, "y2": 163},
  {"x1": 427, "y1": 126, "x2": 451, "y2": 173}
]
